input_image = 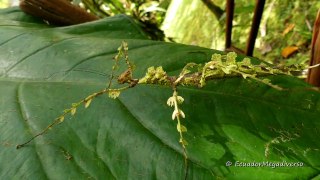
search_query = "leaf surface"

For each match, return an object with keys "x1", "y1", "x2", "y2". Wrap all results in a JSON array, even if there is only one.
[{"x1": 0, "y1": 7, "x2": 320, "y2": 179}]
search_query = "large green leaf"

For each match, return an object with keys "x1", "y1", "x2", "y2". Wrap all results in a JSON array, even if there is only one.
[{"x1": 1, "y1": 7, "x2": 320, "y2": 179}]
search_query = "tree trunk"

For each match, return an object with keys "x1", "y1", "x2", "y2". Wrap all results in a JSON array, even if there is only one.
[
  {"x1": 307, "y1": 10, "x2": 320, "y2": 86},
  {"x1": 19, "y1": 0, "x2": 98, "y2": 26}
]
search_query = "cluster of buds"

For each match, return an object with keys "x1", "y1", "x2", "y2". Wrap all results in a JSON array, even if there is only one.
[
  {"x1": 167, "y1": 90, "x2": 188, "y2": 146},
  {"x1": 139, "y1": 66, "x2": 171, "y2": 85}
]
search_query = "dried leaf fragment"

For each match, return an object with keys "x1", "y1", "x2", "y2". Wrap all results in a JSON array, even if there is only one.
[
  {"x1": 177, "y1": 124, "x2": 187, "y2": 132},
  {"x1": 84, "y1": 98, "x2": 92, "y2": 108},
  {"x1": 281, "y1": 46, "x2": 298, "y2": 58},
  {"x1": 70, "y1": 108, "x2": 76, "y2": 116},
  {"x1": 282, "y1": 23, "x2": 295, "y2": 36},
  {"x1": 58, "y1": 116, "x2": 64, "y2": 123}
]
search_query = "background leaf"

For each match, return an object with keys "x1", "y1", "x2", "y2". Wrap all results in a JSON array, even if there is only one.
[{"x1": 0, "y1": 7, "x2": 320, "y2": 179}]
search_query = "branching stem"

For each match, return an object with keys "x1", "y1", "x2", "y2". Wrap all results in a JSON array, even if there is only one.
[
  {"x1": 16, "y1": 86, "x2": 130, "y2": 149},
  {"x1": 17, "y1": 42, "x2": 316, "y2": 180}
]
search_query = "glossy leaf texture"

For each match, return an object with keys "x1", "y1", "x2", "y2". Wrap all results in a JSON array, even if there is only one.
[{"x1": 0, "y1": 7, "x2": 320, "y2": 179}]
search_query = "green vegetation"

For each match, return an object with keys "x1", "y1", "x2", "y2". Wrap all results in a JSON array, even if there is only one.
[
  {"x1": 163, "y1": 0, "x2": 320, "y2": 67},
  {"x1": 1, "y1": 6, "x2": 320, "y2": 179},
  {"x1": 0, "y1": 1, "x2": 320, "y2": 179},
  {"x1": 73, "y1": 0, "x2": 170, "y2": 40},
  {"x1": 0, "y1": 0, "x2": 10, "y2": 8},
  {"x1": 67, "y1": 0, "x2": 320, "y2": 70}
]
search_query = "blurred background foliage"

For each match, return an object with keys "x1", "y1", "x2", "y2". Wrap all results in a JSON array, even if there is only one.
[
  {"x1": 163, "y1": 0, "x2": 320, "y2": 68},
  {"x1": 1, "y1": 0, "x2": 320, "y2": 68},
  {"x1": 0, "y1": 0, "x2": 17, "y2": 8},
  {"x1": 72, "y1": 0, "x2": 171, "y2": 40}
]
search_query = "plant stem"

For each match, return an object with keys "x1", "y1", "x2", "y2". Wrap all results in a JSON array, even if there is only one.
[{"x1": 16, "y1": 86, "x2": 130, "y2": 149}]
